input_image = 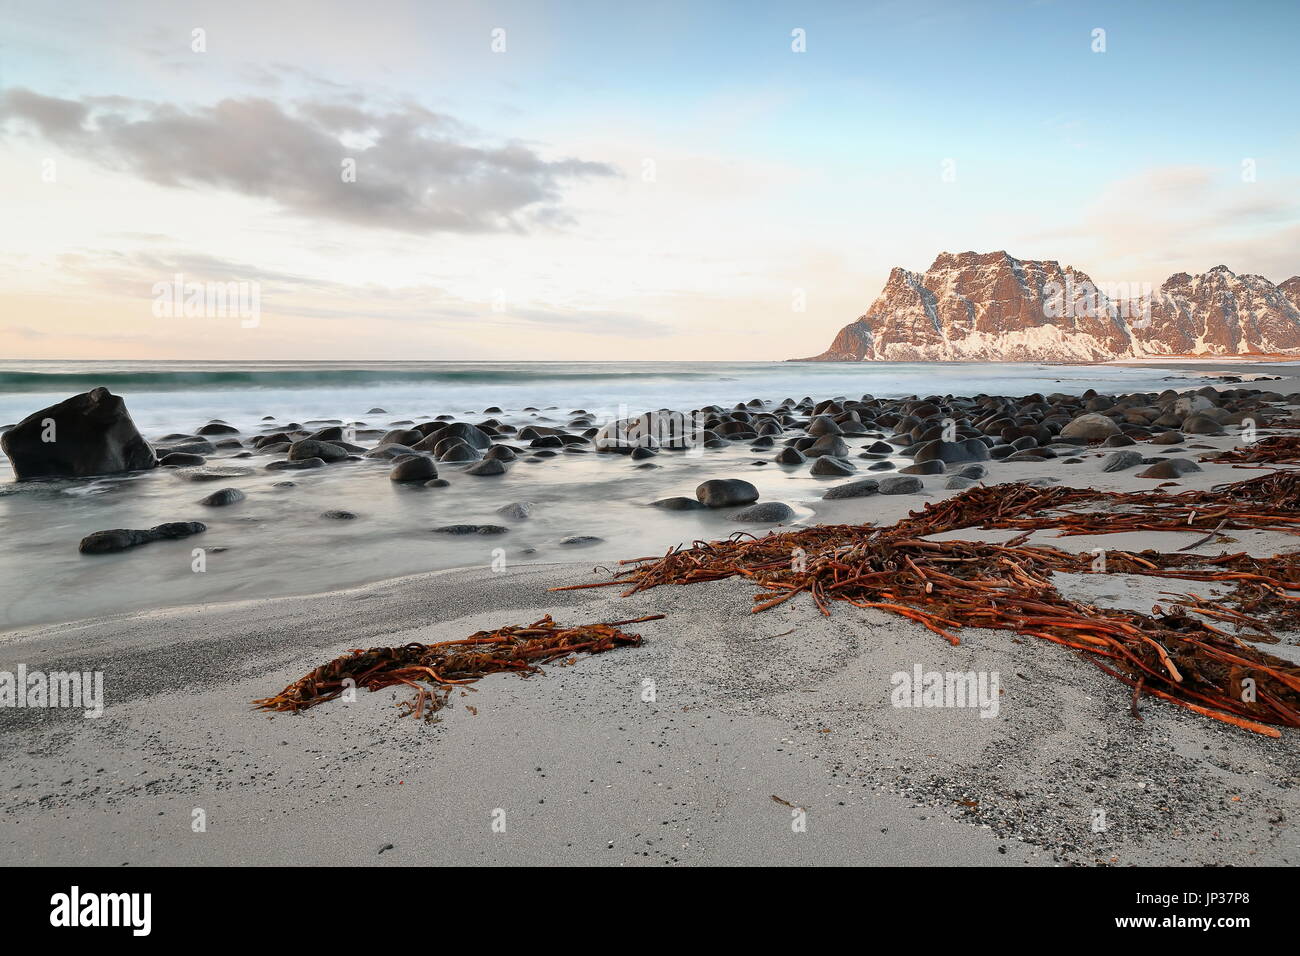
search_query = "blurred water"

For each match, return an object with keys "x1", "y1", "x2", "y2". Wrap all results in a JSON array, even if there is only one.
[{"x1": 0, "y1": 360, "x2": 1209, "y2": 631}]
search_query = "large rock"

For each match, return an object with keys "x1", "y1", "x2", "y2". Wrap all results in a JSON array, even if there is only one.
[
  {"x1": 807, "y1": 415, "x2": 842, "y2": 437},
  {"x1": 198, "y1": 488, "x2": 245, "y2": 506},
  {"x1": 1059, "y1": 413, "x2": 1121, "y2": 443},
  {"x1": 806, "y1": 434, "x2": 850, "y2": 459},
  {"x1": 379, "y1": 428, "x2": 423, "y2": 447},
  {"x1": 2, "y1": 387, "x2": 157, "y2": 480},
  {"x1": 652, "y1": 496, "x2": 705, "y2": 511},
  {"x1": 288, "y1": 439, "x2": 348, "y2": 463},
  {"x1": 390, "y1": 456, "x2": 438, "y2": 482},
  {"x1": 1101, "y1": 450, "x2": 1144, "y2": 473},
  {"x1": 1182, "y1": 413, "x2": 1226, "y2": 435},
  {"x1": 696, "y1": 478, "x2": 759, "y2": 508},
  {"x1": 822, "y1": 478, "x2": 880, "y2": 500},
  {"x1": 810, "y1": 456, "x2": 855, "y2": 477},
  {"x1": 267, "y1": 457, "x2": 325, "y2": 471},
  {"x1": 79, "y1": 521, "x2": 205, "y2": 555},
  {"x1": 464, "y1": 458, "x2": 506, "y2": 476},
  {"x1": 1137, "y1": 458, "x2": 1202, "y2": 479},
  {"x1": 729, "y1": 501, "x2": 795, "y2": 522},
  {"x1": 912, "y1": 438, "x2": 990, "y2": 465},
  {"x1": 416, "y1": 422, "x2": 493, "y2": 452},
  {"x1": 197, "y1": 422, "x2": 239, "y2": 436},
  {"x1": 878, "y1": 475, "x2": 923, "y2": 495}
]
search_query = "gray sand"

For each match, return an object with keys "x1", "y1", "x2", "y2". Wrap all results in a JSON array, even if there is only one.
[{"x1": 1, "y1": 554, "x2": 1296, "y2": 866}]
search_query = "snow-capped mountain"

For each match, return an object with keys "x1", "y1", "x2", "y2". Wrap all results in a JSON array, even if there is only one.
[{"x1": 797, "y1": 251, "x2": 1300, "y2": 362}]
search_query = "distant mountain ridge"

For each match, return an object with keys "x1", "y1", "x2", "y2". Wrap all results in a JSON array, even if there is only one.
[{"x1": 797, "y1": 251, "x2": 1300, "y2": 362}]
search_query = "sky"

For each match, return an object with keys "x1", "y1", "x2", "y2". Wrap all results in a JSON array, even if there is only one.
[{"x1": 1, "y1": 0, "x2": 1297, "y2": 361}]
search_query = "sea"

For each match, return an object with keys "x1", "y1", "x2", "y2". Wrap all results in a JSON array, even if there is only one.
[{"x1": 0, "y1": 359, "x2": 1254, "y2": 631}]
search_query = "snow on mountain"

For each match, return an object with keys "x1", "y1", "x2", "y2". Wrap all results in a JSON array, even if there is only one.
[{"x1": 797, "y1": 251, "x2": 1300, "y2": 362}]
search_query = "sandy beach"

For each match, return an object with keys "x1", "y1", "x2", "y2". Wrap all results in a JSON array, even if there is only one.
[{"x1": 3, "y1": 366, "x2": 1298, "y2": 868}]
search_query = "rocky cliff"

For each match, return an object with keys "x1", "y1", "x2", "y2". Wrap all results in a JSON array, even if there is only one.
[{"x1": 797, "y1": 251, "x2": 1300, "y2": 362}]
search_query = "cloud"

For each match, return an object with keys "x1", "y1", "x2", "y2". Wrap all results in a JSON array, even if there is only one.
[
  {"x1": 504, "y1": 306, "x2": 670, "y2": 337},
  {"x1": 0, "y1": 87, "x2": 617, "y2": 234},
  {"x1": 40, "y1": 247, "x2": 669, "y2": 337},
  {"x1": 1025, "y1": 164, "x2": 1300, "y2": 283}
]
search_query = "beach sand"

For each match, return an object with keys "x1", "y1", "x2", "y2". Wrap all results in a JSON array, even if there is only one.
[{"x1": 2, "y1": 369, "x2": 1299, "y2": 867}]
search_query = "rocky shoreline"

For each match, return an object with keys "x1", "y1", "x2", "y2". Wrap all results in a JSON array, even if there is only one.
[{"x1": 6, "y1": 378, "x2": 1300, "y2": 559}]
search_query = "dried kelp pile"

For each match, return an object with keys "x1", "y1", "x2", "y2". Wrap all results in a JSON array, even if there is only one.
[
  {"x1": 1200, "y1": 435, "x2": 1300, "y2": 466},
  {"x1": 892, "y1": 471, "x2": 1300, "y2": 539},
  {"x1": 555, "y1": 478, "x2": 1300, "y2": 737},
  {"x1": 255, "y1": 614, "x2": 660, "y2": 719}
]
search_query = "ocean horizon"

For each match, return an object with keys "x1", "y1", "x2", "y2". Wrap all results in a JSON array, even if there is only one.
[{"x1": 0, "y1": 358, "x2": 1233, "y2": 432}]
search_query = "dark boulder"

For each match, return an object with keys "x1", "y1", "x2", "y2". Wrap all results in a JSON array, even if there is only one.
[
  {"x1": 1102, "y1": 451, "x2": 1144, "y2": 473},
  {"x1": 198, "y1": 488, "x2": 245, "y2": 506},
  {"x1": 912, "y1": 438, "x2": 990, "y2": 465},
  {"x1": 809, "y1": 456, "x2": 855, "y2": 477},
  {"x1": 696, "y1": 478, "x2": 759, "y2": 508},
  {"x1": 2, "y1": 387, "x2": 157, "y2": 480},
  {"x1": 390, "y1": 456, "x2": 438, "y2": 482},
  {"x1": 878, "y1": 475, "x2": 923, "y2": 495},
  {"x1": 822, "y1": 478, "x2": 880, "y2": 500},
  {"x1": 729, "y1": 502, "x2": 795, "y2": 522},
  {"x1": 266, "y1": 457, "x2": 325, "y2": 471},
  {"x1": 288, "y1": 439, "x2": 348, "y2": 463},
  {"x1": 366, "y1": 443, "x2": 418, "y2": 460},
  {"x1": 652, "y1": 496, "x2": 706, "y2": 511},
  {"x1": 435, "y1": 439, "x2": 482, "y2": 463},
  {"x1": 806, "y1": 434, "x2": 850, "y2": 459},
  {"x1": 307, "y1": 426, "x2": 345, "y2": 441},
  {"x1": 807, "y1": 415, "x2": 842, "y2": 437},
  {"x1": 1059, "y1": 413, "x2": 1121, "y2": 443},
  {"x1": 1182, "y1": 414, "x2": 1225, "y2": 435},
  {"x1": 416, "y1": 422, "x2": 493, "y2": 452},
  {"x1": 464, "y1": 458, "x2": 507, "y2": 476},
  {"x1": 1137, "y1": 458, "x2": 1202, "y2": 479},
  {"x1": 379, "y1": 428, "x2": 423, "y2": 447},
  {"x1": 79, "y1": 521, "x2": 205, "y2": 555},
  {"x1": 197, "y1": 422, "x2": 240, "y2": 436}
]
